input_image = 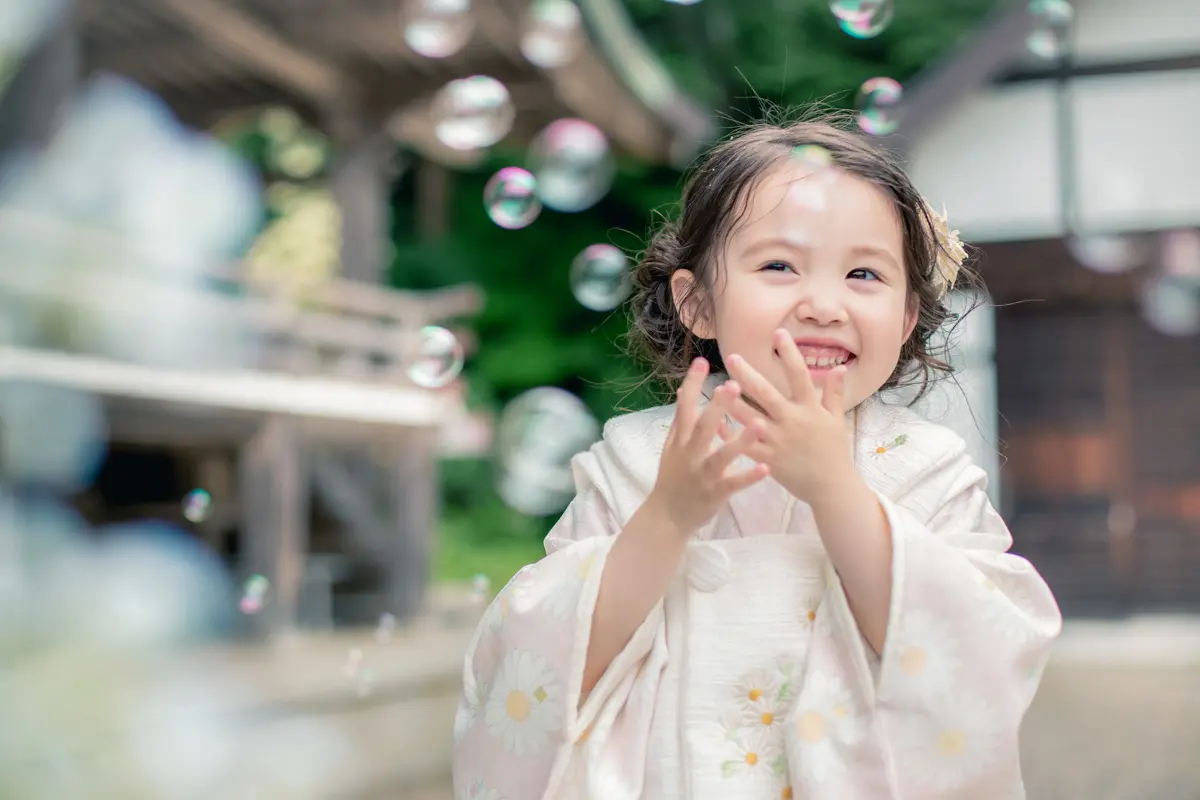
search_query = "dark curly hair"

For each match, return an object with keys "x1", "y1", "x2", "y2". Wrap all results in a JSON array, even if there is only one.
[{"x1": 627, "y1": 111, "x2": 979, "y2": 405}]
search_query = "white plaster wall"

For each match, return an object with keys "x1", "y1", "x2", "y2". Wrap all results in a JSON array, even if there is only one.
[{"x1": 909, "y1": 71, "x2": 1200, "y2": 244}]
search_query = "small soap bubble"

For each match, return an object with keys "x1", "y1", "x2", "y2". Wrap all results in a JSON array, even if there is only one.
[
  {"x1": 791, "y1": 144, "x2": 833, "y2": 169},
  {"x1": 519, "y1": 0, "x2": 583, "y2": 68},
  {"x1": 181, "y1": 489, "x2": 212, "y2": 523},
  {"x1": 431, "y1": 75, "x2": 515, "y2": 151},
  {"x1": 484, "y1": 167, "x2": 542, "y2": 229},
  {"x1": 469, "y1": 573, "x2": 492, "y2": 603},
  {"x1": 1067, "y1": 234, "x2": 1145, "y2": 275},
  {"x1": 856, "y1": 77, "x2": 903, "y2": 136},
  {"x1": 406, "y1": 325, "x2": 465, "y2": 388},
  {"x1": 375, "y1": 612, "x2": 398, "y2": 644},
  {"x1": 570, "y1": 244, "x2": 631, "y2": 312},
  {"x1": 343, "y1": 648, "x2": 364, "y2": 678},
  {"x1": 832, "y1": 0, "x2": 894, "y2": 39},
  {"x1": 1141, "y1": 275, "x2": 1200, "y2": 337},
  {"x1": 239, "y1": 574, "x2": 269, "y2": 615},
  {"x1": 402, "y1": 0, "x2": 473, "y2": 58},
  {"x1": 527, "y1": 118, "x2": 616, "y2": 213},
  {"x1": 1027, "y1": 0, "x2": 1074, "y2": 60},
  {"x1": 664, "y1": 0, "x2": 703, "y2": 5}
]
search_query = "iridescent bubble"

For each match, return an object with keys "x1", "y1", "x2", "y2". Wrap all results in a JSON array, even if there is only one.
[
  {"x1": 494, "y1": 388, "x2": 601, "y2": 517},
  {"x1": 1027, "y1": 0, "x2": 1074, "y2": 60},
  {"x1": 239, "y1": 574, "x2": 269, "y2": 615},
  {"x1": 788, "y1": 144, "x2": 838, "y2": 211},
  {"x1": 483, "y1": 167, "x2": 542, "y2": 230},
  {"x1": 181, "y1": 489, "x2": 212, "y2": 523},
  {"x1": 1160, "y1": 229, "x2": 1200, "y2": 282},
  {"x1": 792, "y1": 144, "x2": 834, "y2": 169},
  {"x1": 402, "y1": 0, "x2": 473, "y2": 58},
  {"x1": 528, "y1": 118, "x2": 616, "y2": 213},
  {"x1": 469, "y1": 573, "x2": 492, "y2": 602},
  {"x1": 1067, "y1": 234, "x2": 1146, "y2": 275},
  {"x1": 519, "y1": 0, "x2": 583, "y2": 68},
  {"x1": 431, "y1": 75, "x2": 514, "y2": 151},
  {"x1": 570, "y1": 244, "x2": 631, "y2": 311},
  {"x1": 1142, "y1": 275, "x2": 1200, "y2": 337},
  {"x1": 664, "y1": 0, "x2": 703, "y2": 5},
  {"x1": 834, "y1": 0, "x2": 894, "y2": 38},
  {"x1": 856, "y1": 77, "x2": 903, "y2": 136},
  {"x1": 343, "y1": 647, "x2": 364, "y2": 678},
  {"x1": 374, "y1": 612, "x2": 398, "y2": 644},
  {"x1": 406, "y1": 325, "x2": 465, "y2": 388}
]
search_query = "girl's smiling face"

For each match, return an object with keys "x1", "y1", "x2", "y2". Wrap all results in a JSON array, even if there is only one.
[{"x1": 672, "y1": 157, "x2": 917, "y2": 411}]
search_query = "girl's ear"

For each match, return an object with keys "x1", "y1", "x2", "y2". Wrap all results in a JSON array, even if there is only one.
[
  {"x1": 903, "y1": 293, "x2": 921, "y2": 342},
  {"x1": 670, "y1": 270, "x2": 714, "y2": 339}
]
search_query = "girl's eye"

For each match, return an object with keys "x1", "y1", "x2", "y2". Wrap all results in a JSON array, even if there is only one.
[
  {"x1": 761, "y1": 261, "x2": 793, "y2": 273},
  {"x1": 848, "y1": 267, "x2": 881, "y2": 281}
]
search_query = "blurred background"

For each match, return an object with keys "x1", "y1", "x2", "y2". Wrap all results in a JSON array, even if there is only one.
[{"x1": 0, "y1": 0, "x2": 1197, "y2": 797}]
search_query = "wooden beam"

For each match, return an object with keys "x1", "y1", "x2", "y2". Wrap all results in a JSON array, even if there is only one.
[{"x1": 157, "y1": 0, "x2": 345, "y2": 107}]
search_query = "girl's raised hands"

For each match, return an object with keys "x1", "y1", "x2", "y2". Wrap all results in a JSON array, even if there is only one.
[{"x1": 646, "y1": 358, "x2": 770, "y2": 535}]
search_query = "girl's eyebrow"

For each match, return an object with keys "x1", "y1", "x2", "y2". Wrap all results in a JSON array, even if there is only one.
[
  {"x1": 737, "y1": 235, "x2": 811, "y2": 260},
  {"x1": 849, "y1": 244, "x2": 902, "y2": 271}
]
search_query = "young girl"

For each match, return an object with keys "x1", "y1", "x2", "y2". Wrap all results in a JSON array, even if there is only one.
[{"x1": 451, "y1": 118, "x2": 1062, "y2": 799}]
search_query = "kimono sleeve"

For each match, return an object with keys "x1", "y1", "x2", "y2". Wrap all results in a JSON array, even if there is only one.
[
  {"x1": 450, "y1": 454, "x2": 670, "y2": 800},
  {"x1": 790, "y1": 450, "x2": 1063, "y2": 798}
]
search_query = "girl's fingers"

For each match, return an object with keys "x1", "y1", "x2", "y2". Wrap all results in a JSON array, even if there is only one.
[
  {"x1": 671, "y1": 358, "x2": 709, "y2": 440},
  {"x1": 690, "y1": 381, "x2": 739, "y2": 452},
  {"x1": 727, "y1": 395, "x2": 769, "y2": 431},
  {"x1": 718, "y1": 462, "x2": 770, "y2": 495},
  {"x1": 706, "y1": 421, "x2": 762, "y2": 476}
]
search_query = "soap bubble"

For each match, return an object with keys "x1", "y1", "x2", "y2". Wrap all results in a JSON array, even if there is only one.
[
  {"x1": 528, "y1": 118, "x2": 616, "y2": 213},
  {"x1": 484, "y1": 167, "x2": 542, "y2": 229},
  {"x1": 1067, "y1": 234, "x2": 1146, "y2": 275},
  {"x1": 1141, "y1": 275, "x2": 1200, "y2": 337},
  {"x1": 856, "y1": 77, "x2": 903, "y2": 136},
  {"x1": 402, "y1": 0, "x2": 473, "y2": 58},
  {"x1": 431, "y1": 75, "x2": 515, "y2": 151},
  {"x1": 832, "y1": 0, "x2": 894, "y2": 39},
  {"x1": 1027, "y1": 0, "x2": 1074, "y2": 60},
  {"x1": 570, "y1": 243, "x2": 631, "y2": 312},
  {"x1": 406, "y1": 325, "x2": 465, "y2": 388},
  {"x1": 181, "y1": 489, "x2": 212, "y2": 523},
  {"x1": 494, "y1": 388, "x2": 600, "y2": 516},
  {"x1": 519, "y1": 0, "x2": 583, "y2": 68},
  {"x1": 239, "y1": 574, "x2": 270, "y2": 615}
]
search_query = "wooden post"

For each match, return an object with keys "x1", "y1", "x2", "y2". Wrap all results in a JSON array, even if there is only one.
[
  {"x1": 329, "y1": 114, "x2": 392, "y2": 285},
  {"x1": 387, "y1": 427, "x2": 438, "y2": 620},
  {"x1": 1104, "y1": 313, "x2": 1136, "y2": 607},
  {"x1": 238, "y1": 415, "x2": 311, "y2": 636}
]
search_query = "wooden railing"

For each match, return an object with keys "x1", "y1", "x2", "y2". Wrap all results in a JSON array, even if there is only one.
[{"x1": 0, "y1": 208, "x2": 483, "y2": 385}]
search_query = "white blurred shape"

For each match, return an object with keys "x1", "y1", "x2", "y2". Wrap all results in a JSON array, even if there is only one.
[
  {"x1": 494, "y1": 387, "x2": 600, "y2": 516},
  {"x1": 42, "y1": 522, "x2": 232, "y2": 653},
  {"x1": 0, "y1": 74, "x2": 264, "y2": 370},
  {"x1": 0, "y1": 381, "x2": 106, "y2": 491}
]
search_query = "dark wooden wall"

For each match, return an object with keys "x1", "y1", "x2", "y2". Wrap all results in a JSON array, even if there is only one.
[{"x1": 984, "y1": 239, "x2": 1200, "y2": 616}]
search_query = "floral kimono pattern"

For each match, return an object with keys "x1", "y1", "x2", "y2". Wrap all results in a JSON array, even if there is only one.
[{"x1": 451, "y1": 388, "x2": 1062, "y2": 799}]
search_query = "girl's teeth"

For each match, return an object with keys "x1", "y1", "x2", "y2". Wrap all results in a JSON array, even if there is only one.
[{"x1": 804, "y1": 355, "x2": 848, "y2": 367}]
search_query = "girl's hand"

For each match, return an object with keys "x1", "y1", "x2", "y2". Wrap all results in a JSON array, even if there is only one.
[
  {"x1": 723, "y1": 330, "x2": 857, "y2": 503},
  {"x1": 646, "y1": 358, "x2": 770, "y2": 535}
]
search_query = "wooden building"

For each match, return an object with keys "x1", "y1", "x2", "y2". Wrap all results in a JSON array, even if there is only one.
[
  {"x1": 0, "y1": 0, "x2": 713, "y2": 634},
  {"x1": 889, "y1": 0, "x2": 1200, "y2": 616}
]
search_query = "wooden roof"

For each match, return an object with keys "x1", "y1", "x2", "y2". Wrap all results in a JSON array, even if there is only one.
[{"x1": 74, "y1": 0, "x2": 714, "y2": 165}]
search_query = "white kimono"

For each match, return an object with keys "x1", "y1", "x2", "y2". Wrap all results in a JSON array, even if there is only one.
[{"x1": 451, "y1": 389, "x2": 1062, "y2": 799}]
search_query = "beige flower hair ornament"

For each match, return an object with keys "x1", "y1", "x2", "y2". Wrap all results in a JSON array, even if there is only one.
[{"x1": 925, "y1": 200, "x2": 967, "y2": 298}]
